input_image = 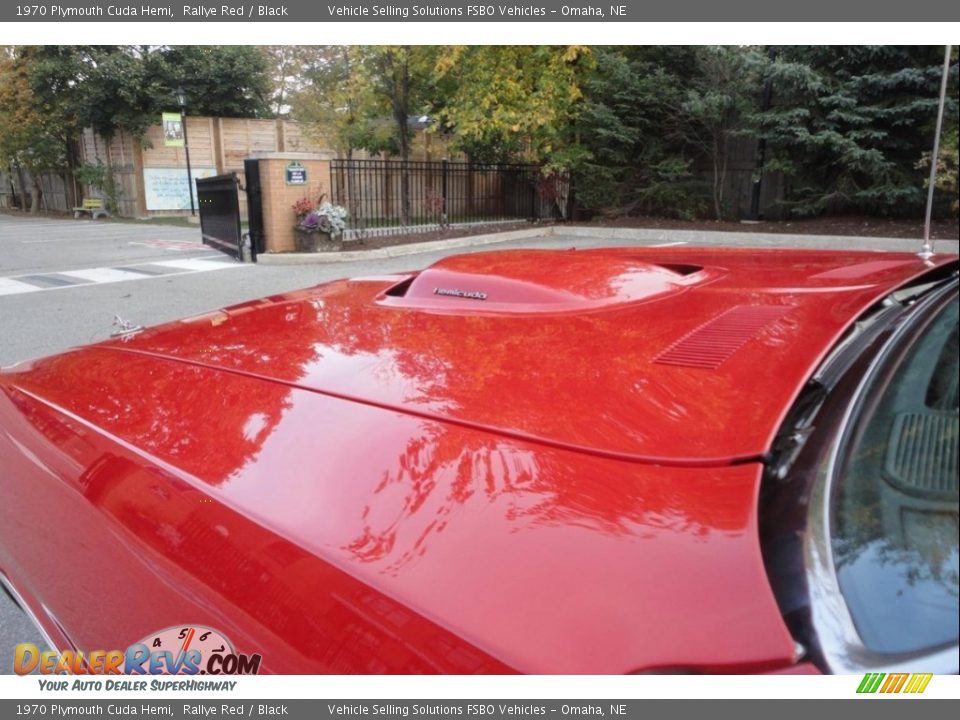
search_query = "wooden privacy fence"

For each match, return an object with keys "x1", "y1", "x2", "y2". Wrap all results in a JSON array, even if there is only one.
[
  {"x1": 0, "y1": 168, "x2": 79, "y2": 212},
  {"x1": 70, "y1": 119, "x2": 451, "y2": 219},
  {"x1": 75, "y1": 119, "x2": 323, "y2": 219}
]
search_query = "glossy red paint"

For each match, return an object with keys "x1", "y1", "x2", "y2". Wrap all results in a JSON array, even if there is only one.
[
  {"x1": 0, "y1": 247, "x2": 955, "y2": 674},
  {"x1": 90, "y1": 247, "x2": 954, "y2": 464}
]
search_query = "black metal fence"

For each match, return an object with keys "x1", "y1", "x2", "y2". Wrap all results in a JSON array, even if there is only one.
[
  {"x1": 197, "y1": 173, "x2": 246, "y2": 261},
  {"x1": 330, "y1": 159, "x2": 564, "y2": 238}
]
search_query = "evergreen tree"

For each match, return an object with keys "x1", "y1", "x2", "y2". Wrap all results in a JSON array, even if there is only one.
[
  {"x1": 572, "y1": 46, "x2": 706, "y2": 218},
  {"x1": 754, "y1": 46, "x2": 958, "y2": 216}
]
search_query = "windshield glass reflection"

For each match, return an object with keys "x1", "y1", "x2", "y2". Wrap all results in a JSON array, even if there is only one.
[{"x1": 832, "y1": 295, "x2": 959, "y2": 655}]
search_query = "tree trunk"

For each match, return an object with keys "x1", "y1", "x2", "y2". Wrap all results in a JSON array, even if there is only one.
[
  {"x1": 345, "y1": 148, "x2": 360, "y2": 224},
  {"x1": 65, "y1": 136, "x2": 81, "y2": 209},
  {"x1": 399, "y1": 145, "x2": 410, "y2": 227},
  {"x1": 387, "y1": 49, "x2": 412, "y2": 226},
  {"x1": 718, "y1": 142, "x2": 728, "y2": 221},
  {"x1": 14, "y1": 161, "x2": 28, "y2": 211},
  {"x1": 6, "y1": 167, "x2": 19, "y2": 209},
  {"x1": 712, "y1": 138, "x2": 722, "y2": 221},
  {"x1": 31, "y1": 175, "x2": 43, "y2": 214}
]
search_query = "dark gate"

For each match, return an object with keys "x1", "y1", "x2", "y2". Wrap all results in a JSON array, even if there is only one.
[
  {"x1": 330, "y1": 159, "x2": 560, "y2": 239},
  {"x1": 197, "y1": 173, "x2": 244, "y2": 261},
  {"x1": 243, "y1": 159, "x2": 265, "y2": 259}
]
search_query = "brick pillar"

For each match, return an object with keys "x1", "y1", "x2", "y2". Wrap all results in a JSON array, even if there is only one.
[{"x1": 252, "y1": 152, "x2": 334, "y2": 253}]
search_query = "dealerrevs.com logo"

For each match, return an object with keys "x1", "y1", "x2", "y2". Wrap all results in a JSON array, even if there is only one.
[
  {"x1": 856, "y1": 673, "x2": 933, "y2": 694},
  {"x1": 14, "y1": 625, "x2": 261, "y2": 676}
]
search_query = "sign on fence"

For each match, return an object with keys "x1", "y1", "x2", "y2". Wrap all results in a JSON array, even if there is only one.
[
  {"x1": 161, "y1": 112, "x2": 185, "y2": 148},
  {"x1": 143, "y1": 167, "x2": 218, "y2": 210}
]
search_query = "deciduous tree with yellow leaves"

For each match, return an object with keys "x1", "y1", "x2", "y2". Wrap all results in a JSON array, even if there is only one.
[
  {"x1": 432, "y1": 45, "x2": 592, "y2": 165},
  {"x1": 0, "y1": 47, "x2": 70, "y2": 212}
]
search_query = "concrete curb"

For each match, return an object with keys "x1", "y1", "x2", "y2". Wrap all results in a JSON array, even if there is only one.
[
  {"x1": 256, "y1": 227, "x2": 550, "y2": 265},
  {"x1": 255, "y1": 223, "x2": 958, "y2": 264},
  {"x1": 556, "y1": 224, "x2": 926, "y2": 246}
]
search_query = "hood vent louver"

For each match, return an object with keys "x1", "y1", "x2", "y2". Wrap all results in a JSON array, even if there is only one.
[{"x1": 653, "y1": 305, "x2": 789, "y2": 369}]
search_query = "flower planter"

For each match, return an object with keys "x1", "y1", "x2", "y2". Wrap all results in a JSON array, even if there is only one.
[{"x1": 294, "y1": 229, "x2": 342, "y2": 253}]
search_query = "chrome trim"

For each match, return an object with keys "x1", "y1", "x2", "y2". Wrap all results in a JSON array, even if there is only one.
[
  {"x1": 0, "y1": 571, "x2": 59, "y2": 652},
  {"x1": 803, "y1": 282, "x2": 959, "y2": 674}
]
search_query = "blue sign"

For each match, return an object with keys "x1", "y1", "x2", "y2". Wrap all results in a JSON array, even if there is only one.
[{"x1": 286, "y1": 161, "x2": 307, "y2": 185}]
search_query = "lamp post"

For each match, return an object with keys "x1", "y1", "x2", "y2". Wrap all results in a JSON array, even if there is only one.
[{"x1": 175, "y1": 85, "x2": 195, "y2": 216}]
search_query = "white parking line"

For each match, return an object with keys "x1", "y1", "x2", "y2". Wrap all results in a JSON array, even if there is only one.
[
  {"x1": 151, "y1": 258, "x2": 241, "y2": 271},
  {"x1": 1, "y1": 259, "x2": 245, "y2": 297},
  {"x1": 649, "y1": 241, "x2": 689, "y2": 247},
  {"x1": 0, "y1": 278, "x2": 41, "y2": 297},
  {"x1": 60, "y1": 268, "x2": 153, "y2": 283}
]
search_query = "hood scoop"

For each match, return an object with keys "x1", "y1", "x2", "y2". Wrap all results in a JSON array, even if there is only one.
[{"x1": 379, "y1": 251, "x2": 710, "y2": 314}]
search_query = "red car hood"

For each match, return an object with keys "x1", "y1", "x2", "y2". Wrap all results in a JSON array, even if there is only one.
[
  {"x1": 88, "y1": 247, "x2": 953, "y2": 464},
  {"x1": 0, "y1": 247, "x2": 953, "y2": 674}
]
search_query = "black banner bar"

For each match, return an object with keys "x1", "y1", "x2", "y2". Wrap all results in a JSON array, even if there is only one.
[
  {"x1": 2, "y1": 0, "x2": 959, "y2": 22},
  {"x1": 1, "y1": 700, "x2": 959, "y2": 720}
]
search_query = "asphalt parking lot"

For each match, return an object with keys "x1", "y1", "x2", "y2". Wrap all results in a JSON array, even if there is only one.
[
  {"x1": 3, "y1": 214, "x2": 958, "y2": 369},
  {"x1": 1, "y1": 212, "x2": 958, "y2": 669}
]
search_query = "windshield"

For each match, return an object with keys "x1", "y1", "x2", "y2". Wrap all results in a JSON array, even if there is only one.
[{"x1": 831, "y1": 291, "x2": 959, "y2": 656}]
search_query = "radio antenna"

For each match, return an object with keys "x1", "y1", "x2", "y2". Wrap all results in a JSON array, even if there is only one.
[{"x1": 920, "y1": 45, "x2": 953, "y2": 260}]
